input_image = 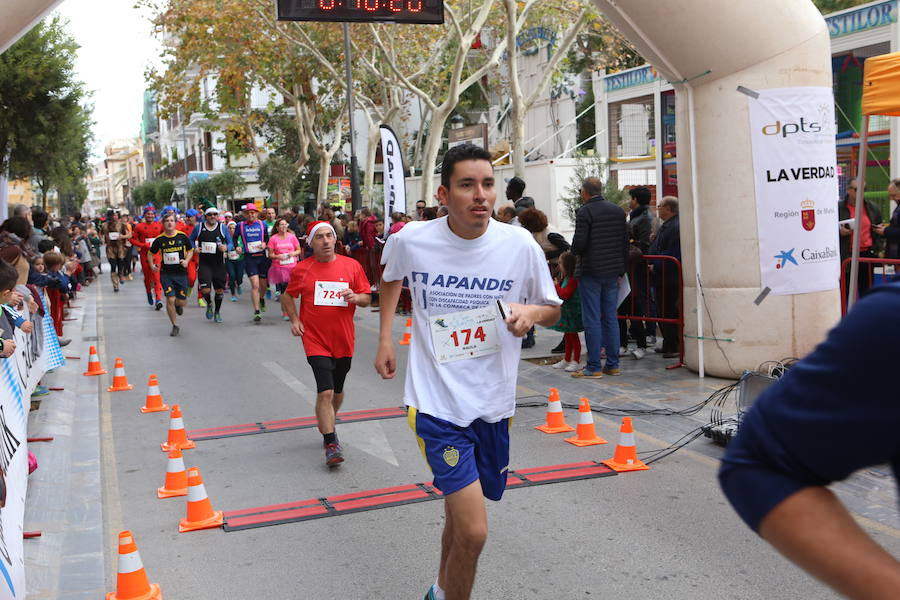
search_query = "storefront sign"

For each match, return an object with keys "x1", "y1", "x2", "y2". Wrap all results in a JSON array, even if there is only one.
[
  {"x1": 748, "y1": 87, "x2": 840, "y2": 295},
  {"x1": 604, "y1": 65, "x2": 660, "y2": 93},
  {"x1": 826, "y1": 0, "x2": 896, "y2": 38}
]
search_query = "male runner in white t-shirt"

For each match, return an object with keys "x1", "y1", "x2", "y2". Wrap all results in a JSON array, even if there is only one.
[{"x1": 375, "y1": 144, "x2": 561, "y2": 600}]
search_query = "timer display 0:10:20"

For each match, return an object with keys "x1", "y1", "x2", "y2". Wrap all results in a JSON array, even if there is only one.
[{"x1": 319, "y1": 0, "x2": 425, "y2": 10}]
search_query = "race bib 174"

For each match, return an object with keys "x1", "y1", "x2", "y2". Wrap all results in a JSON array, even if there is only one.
[{"x1": 430, "y1": 304, "x2": 502, "y2": 363}]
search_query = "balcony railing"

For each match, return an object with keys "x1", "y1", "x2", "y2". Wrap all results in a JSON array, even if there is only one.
[{"x1": 157, "y1": 153, "x2": 198, "y2": 180}]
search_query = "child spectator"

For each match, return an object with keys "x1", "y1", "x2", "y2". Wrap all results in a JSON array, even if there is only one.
[
  {"x1": 0, "y1": 260, "x2": 24, "y2": 358},
  {"x1": 550, "y1": 251, "x2": 584, "y2": 372},
  {"x1": 43, "y1": 251, "x2": 70, "y2": 338}
]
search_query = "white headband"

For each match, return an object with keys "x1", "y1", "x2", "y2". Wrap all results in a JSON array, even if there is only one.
[{"x1": 307, "y1": 222, "x2": 336, "y2": 246}]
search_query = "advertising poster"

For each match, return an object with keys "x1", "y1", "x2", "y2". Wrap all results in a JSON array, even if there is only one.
[{"x1": 748, "y1": 87, "x2": 840, "y2": 295}]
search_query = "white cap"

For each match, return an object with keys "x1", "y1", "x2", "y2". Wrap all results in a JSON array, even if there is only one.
[
  {"x1": 205, "y1": 207, "x2": 219, "y2": 215},
  {"x1": 224, "y1": 211, "x2": 233, "y2": 217}
]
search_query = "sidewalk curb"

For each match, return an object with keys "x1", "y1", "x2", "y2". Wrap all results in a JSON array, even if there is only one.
[{"x1": 24, "y1": 286, "x2": 105, "y2": 599}]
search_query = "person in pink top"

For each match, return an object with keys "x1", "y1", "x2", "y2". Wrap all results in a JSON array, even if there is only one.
[{"x1": 267, "y1": 217, "x2": 302, "y2": 319}]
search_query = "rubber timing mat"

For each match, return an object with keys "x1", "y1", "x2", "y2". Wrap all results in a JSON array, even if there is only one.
[
  {"x1": 187, "y1": 406, "x2": 407, "y2": 441},
  {"x1": 223, "y1": 461, "x2": 617, "y2": 531}
]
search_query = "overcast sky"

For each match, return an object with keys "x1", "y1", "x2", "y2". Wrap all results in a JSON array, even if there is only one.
[{"x1": 54, "y1": 0, "x2": 161, "y2": 161}]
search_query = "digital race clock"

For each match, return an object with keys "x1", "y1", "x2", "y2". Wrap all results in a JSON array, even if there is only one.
[{"x1": 277, "y1": 0, "x2": 445, "y2": 24}]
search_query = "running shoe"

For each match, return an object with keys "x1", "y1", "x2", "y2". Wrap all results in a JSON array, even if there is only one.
[
  {"x1": 253, "y1": 311, "x2": 261, "y2": 322},
  {"x1": 260, "y1": 302, "x2": 267, "y2": 313},
  {"x1": 146, "y1": 292, "x2": 154, "y2": 306},
  {"x1": 155, "y1": 300, "x2": 163, "y2": 311},
  {"x1": 58, "y1": 338, "x2": 71, "y2": 347},
  {"x1": 31, "y1": 385, "x2": 49, "y2": 397},
  {"x1": 237, "y1": 285, "x2": 242, "y2": 295},
  {"x1": 214, "y1": 313, "x2": 223, "y2": 323},
  {"x1": 325, "y1": 442, "x2": 344, "y2": 467},
  {"x1": 113, "y1": 286, "x2": 119, "y2": 293},
  {"x1": 564, "y1": 361, "x2": 584, "y2": 372},
  {"x1": 551, "y1": 359, "x2": 569, "y2": 369},
  {"x1": 265, "y1": 288, "x2": 272, "y2": 300},
  {"x1": 571, "y1": 369, "x2": 602, "y2": 379},
  {"x1": 206, "y1": 304, "x2": 214, "y2": 320},
  {"x1": 423, "y1": 586, "x2": 439, "y2": 600},
  {"x1": 170, "y1": 325, "x2": 180, "y2": 337},
  {"x1": 198, "y1": 297, "x2": 207, "y2": 307},
  {"x1": 602, "y1": 367, "x2": 622, "y2": 376},
  {"x1": 282, "y1": 314, "x2": 290, "y2": 321},
  {"x1": 230, "y1": 296, "x2": 238, "y2": 302},
  {"x1": 631, "y1": 348, "x2": 646, "y2": 360},
  {"x1": 175, "y1": 305, "x2": 183, "y2": 316}
]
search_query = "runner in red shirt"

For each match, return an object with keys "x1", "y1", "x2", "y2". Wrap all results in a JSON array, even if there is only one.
[
  {"x1": 281, "y1": 220, "x2": 371, "y2": 467},
  {"x1": 177, "y1": 209, "x2": 200, "y2": 297},
  {"x1": 131, "y1": 205, "x2": 164, "y2": 310}
]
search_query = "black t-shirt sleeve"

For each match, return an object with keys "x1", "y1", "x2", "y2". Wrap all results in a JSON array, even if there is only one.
[
  {"x1": 150, "y1": 237, "x2": 161, "y2": 254},
  {"x1": 719, "y1": 283, "x2": 900, "y2": 532}
]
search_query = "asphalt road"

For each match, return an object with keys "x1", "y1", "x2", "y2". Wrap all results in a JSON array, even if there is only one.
[{"x1": 95, "y1": 267, "x2": 900, "y2": 599}]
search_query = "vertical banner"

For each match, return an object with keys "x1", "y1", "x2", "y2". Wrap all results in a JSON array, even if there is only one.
[
  {"x1": 748, "y1": 87, "x2": 840, "y2": 295},
  {"x1": 380, "y1": 125, "x2": 406, "y2": 234},
  {"x1": 0, "y1": 291, "x2": 59, "y2": 600}
]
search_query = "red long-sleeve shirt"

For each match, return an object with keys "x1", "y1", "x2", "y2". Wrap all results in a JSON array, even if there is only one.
[{"x1": 554, "y1": 277, "x2": 578, "y2": 301}]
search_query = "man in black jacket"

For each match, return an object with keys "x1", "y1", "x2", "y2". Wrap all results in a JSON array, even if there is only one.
[
  {"x1": 619, "y1": 187, "x2": 653, "y2": 359},
  {"x1": 648, "y1": 196, "x2": 681, "y2": 358},
  {"x1": 570, "y1": 177, "x2": 628, "y2": 378}
]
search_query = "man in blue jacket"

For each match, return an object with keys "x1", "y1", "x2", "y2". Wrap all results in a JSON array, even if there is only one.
[{"x1": 719, "y1": 280, "x2": 900, "y2": 598}]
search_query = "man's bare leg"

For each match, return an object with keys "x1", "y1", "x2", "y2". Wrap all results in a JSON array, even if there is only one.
[
  {"x1": 316, "y1": 390, "x2": 336, "y2": 434},
  {"x1": 439, "y1": 480, "x2": 487, "y2": 600}
]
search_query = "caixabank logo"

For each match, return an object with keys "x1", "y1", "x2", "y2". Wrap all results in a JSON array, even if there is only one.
[{"x1": 774, "y1": 246, "x2": 837, "y2": 269}]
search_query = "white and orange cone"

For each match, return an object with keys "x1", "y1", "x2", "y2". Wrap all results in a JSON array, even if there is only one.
[
  {"x1": 534, "y1": 388, "x2": 575, "y2": 434},
  {"x1": 564, "y1": 398, "x2": 608, "y2": 447},
  {"x1": 160, "y1": 404, "x2": 195, "y2": 452},
  {"x1": 602, "y1": 417, "x2": 649, "y2": 472},
  {"x1": 105, "y1": 530, "x2": 162, "y2": 600},
  {"x1": 141, "y1": 375, "x2": 169, "y2": 414},
  {"x1": 179, "y1": 467, "x2": 224, "y2": 532},
  {"x1": 158, "y1": 447, "x2": 188, "y2": 499},
  {"x1": 398, "y1": 318, "x2": 412, "y2": 346},
  {"x1": 107, "y1": 358, "x2": 134, "y2": 392},
  {"x1": 83, "y1": 345, "x2": 107, "y2": 376}
]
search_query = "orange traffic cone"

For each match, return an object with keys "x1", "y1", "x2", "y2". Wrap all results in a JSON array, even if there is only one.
[
  {"x1": 83, "y1": 345, "x2": 107, "y2": 376},
  {"x1": 535, "y1": 388, "x2": 575, "y2": 434},
  {"x1": 602, "y1": 417, "x2": 649, "y2": 472},
  {"x1": 105, "y1": 530, "x2": 162, "y2": 600},
  {"x1": 161, "y1": 404, "x2": 195, "y2": 452},
  {"x1": 179, "y1": 467, "x2": 224, "y2": 532},
  {"x1": 107, "y1": 358, "x2": 134, "y2": 392},
  {"x1": 398, "y1": 318, "x2": 412, "y2": 346},
  {"x1": 158, "y1": 447, "x2": 188, "y2": 499},
  {"x1": 140, "y1": 375, "x2": 169, "y2": 414},
  {"x1": 564, "y1": 398, "x2": 608, "y2": 446}
]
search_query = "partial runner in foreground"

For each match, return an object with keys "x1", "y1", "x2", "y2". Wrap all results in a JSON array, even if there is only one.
[
  {"x1": 375, "y1": 144, "x2": 561, "y2": 600},
  {"x1": 150, "y1": 212, "x2": 194, "y2": 337},
  {"x1": 281, "y1": 220, "x2": 371, "y2": 467}
]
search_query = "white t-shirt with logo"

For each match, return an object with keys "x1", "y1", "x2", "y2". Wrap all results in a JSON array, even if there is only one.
[{"x1": 382, "y1": 217, "x2": 561, "y2": 427}]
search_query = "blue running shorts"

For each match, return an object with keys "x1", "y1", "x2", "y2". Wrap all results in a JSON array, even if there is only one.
[
  {"x1": 243, "y1": 254, "x2": 269, "y2": 278},
  {"x1": 409, "y1": 407, "x2": 511, "y2": 500}
]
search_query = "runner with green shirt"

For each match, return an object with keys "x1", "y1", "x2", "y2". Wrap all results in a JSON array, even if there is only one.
[
  {"x1": 375, "y1": 144, "x2": 561, "y2": 600},
  {"x1": 150, "y1": 212, "x2": 194, "y2": 337}
]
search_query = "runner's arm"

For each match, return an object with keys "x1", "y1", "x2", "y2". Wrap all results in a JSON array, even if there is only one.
[
  {"x1": 224, "y1": 227, "x2": 234, "y2": 252},
  {"x1": 374, "y1": 278, "x2": 402, "y2": 379},
  {"x1": 757, "y1": 487, "x2": 900, "y2": 599},
  {"x1": 280, "y1": 291, "x2": 303, "y2": 337}
]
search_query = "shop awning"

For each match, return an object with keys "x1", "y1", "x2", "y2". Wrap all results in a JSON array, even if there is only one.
[
  {"x1": 0, "y1": 0, "x2": 65, "y2": 55},
  {"x1": 862, "y1": 51, "x2": 900, "y2": 117}
]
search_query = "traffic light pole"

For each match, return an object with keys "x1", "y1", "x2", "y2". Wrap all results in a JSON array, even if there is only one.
[{"x1": 342, "y1": 23, "x2": 362, "y2": 213}]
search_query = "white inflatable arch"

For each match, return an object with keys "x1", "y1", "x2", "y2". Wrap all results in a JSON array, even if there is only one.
[{"x1": 593, "y1": 0, "x2": 840, "y2": 378}]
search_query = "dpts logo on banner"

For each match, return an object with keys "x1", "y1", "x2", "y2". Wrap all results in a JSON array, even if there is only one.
[{"x1": 748, "y1": 87, "x2": 840, "y2": 295}]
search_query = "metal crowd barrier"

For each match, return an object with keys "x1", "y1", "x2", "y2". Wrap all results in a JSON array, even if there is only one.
[
  {"x1": 618, "y1": 254, "x2": 684, "y2": 370},
  {"x1": 840, "y1": 257, "x2": 900, "y2": 315}
]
